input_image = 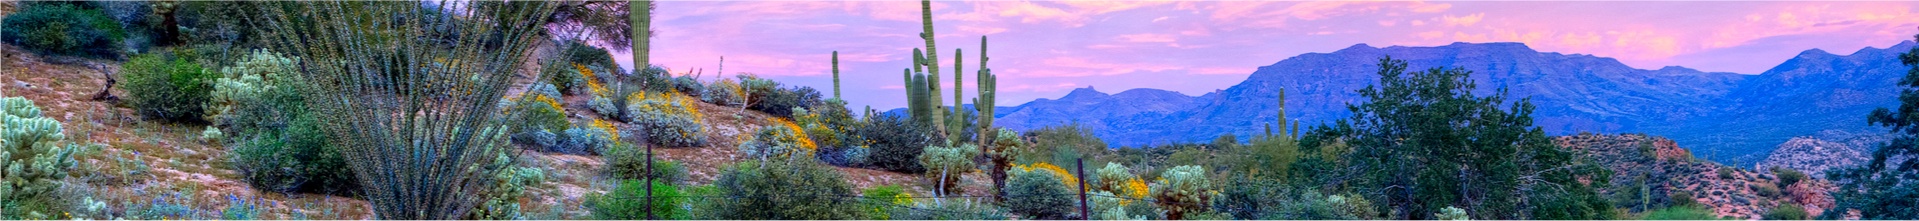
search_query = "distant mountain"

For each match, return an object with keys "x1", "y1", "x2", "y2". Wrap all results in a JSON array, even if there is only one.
[{"x1": 986, "y1": 40, "x2": 1916, "y2": 163}]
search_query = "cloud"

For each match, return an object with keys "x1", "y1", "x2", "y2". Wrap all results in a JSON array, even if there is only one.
[
  {"x1": 1442, "y1": 13, "x2": 1483, "y2": 27},
  {"x1": 1116, "y1": 33, "x2": 1177, "y2": 43}
]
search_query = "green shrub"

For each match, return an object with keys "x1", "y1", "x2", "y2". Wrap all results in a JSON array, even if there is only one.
[
  {"x1": 1151, "y1": 165, "x2": 1217, "y2": 220},
  {"x1": 859, "y1": 113, "x2": 931, "y2": 173},
  {"x1": 0, "y1": 97, "x2": 85, "y2": 219},
  {"x1": 1671, "y1": 191, "x2": 1698, "y2": 207},
  {"x1": 1718, "y1": 167, "x2": 1736, "y2": 179},
  {"x1": 1435, "y1": 206, "x2": 1470, "y2": 220},
  {"x1": 701, "y1": 79, "x2": 745, "y2": 106},
  {"x1": 752, "y1": 87, "x2": 823, "y2": 118},
  {"x1": 706, "y1": 160, "x2": 863, "y2": 219},
  {"x1": 588, "y1": 179, "x2": 684, "y2": 220},
  {"x1": 1005, "y1": 163, "x2": 1078, "y2": 219},
  {"x1": 604, "y1": 143, "x2": 688, "y2": 184},
  {"x1": 1763, "y1": 203, "x2": 1809, "y2": 220},
  {"x1": 1266, "y1": 191, "x2": 1379, "y2": 220},
  {"x1": 1771, "y1": 167, "x2": 1807, "y2": 188},
  {"x1": 1643, "y1": 205, "x2": 1719, "y2": 220},
  {"x1": 123, "y1": 51, "x2": 217, "y2": 122},
  {"x1": 504, "y1": 93, "x2": 571, "y2": 150},
  {"x1": 626, "y1": 92, "x2": 708, "y2": 147},
  {"x1": 672, "y1": 76, "x2": 704, "y2": 95},
  {"x1": 557, "y1": 127, "x2": 615, "y2": 155},
  {"x1": 1, "y1": 3, "x2": 123, "y2": 57},
  {"x1": 229, "y1": 113, "x2": 358, "y2": 195},
  {"x1": 1753, "y1": 183, "x2": 1781, "y2": 198},
  {"x1": 919, "y1": 143, "x2": 979, "y2": 195}
]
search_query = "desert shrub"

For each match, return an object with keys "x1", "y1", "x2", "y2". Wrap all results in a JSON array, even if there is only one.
[
  {"x1": 753, "y1": 86, "x2": 823, "y2": 118},
  {"x1": 1718, "y1": 167, "x2": 1736, "y2": 179},
  {"x1": 701, "y1": 79, "x2": 745, "y2": 106},
  {"x1": 919, "y1": 143, "x2": 979, "y2": 195},
  {"x1": 672, "y1": 75, "x2": 704, "y2": 95},
  {"x1": 122, "y1": 51, "x2": 218, "y2": 122},
  {"x1": 859, "y1": 113, "x2": 931, "y2": 173},
  {"x1": 1771, "y1": 167, "x2": 1807, "y2": 188},
  {"x1": 739, "y1": 122, "x2": 817, "y2": 162},
  {"x1": 1753, "y1": 183, "x2": 1781, "y2": 198},
  {"x1": 505, "y1": 94, "x2": 571, "y2": 148},
  {"x1": 707, "y1": 160, "x2": 862, "y2": 220},
  {"x1": 1152, "y1": 165, "x2": 1218, "y2": 220},
  {"x1": 604, "y1": 143, "x2": 688, "y2": 184},
  {"x1": 229, "y1": 113, "x2": 358, "y2": 195},
  {"x1": 588, "y1": 179, "x2": 685, "y2": 220},
  {"x1": 1643, "y1": 205, "x2": 1719, "y2": 220},
  {"x1": 525, "y1": 83, "x2": 562, "y2": 100},
  {"x1": 510, "y1": 130, "x2": 558, "y2": 150},
  {"x1": 1435, "y1": 206, "x2": 1470, "y2": 220},
  {"x1": 1, "y1": 3, "x2": 123, "y2": 57},
  {"x1": 0, "y1": 97, "x2": 85, "y2": 219},
  {"x1": 634, "y1": 66, "x2": 675, "y2": 93},
  {"x1": 555, "y1": 126, "x2": 615, "y2": 155},
  {"x1": 737, "y1": 74, "x2": 778, "y2": 106},
  {"x1": 1763, "y1": 203, "x2": 1809, "y2": 220},
  {"x1": 625, "y1": 92, "x2": 708, "y2": 147},
  {"x1": 468, "y1": 154, "x2": 547, "y2": 220},
  {"x1": 1671, "y1": 191, "x2": 1698, "y2": 207},
  {"x1": 889, "y1": 199, "x2": 1010, "y2": 220},
  {"x1": 1262, "y1": 191, "x2": 1379, "y2": 220},
  {"x1": 1005, "y1": 163, "x2": 1078, "y2": 219},
  {"x1": 588, "y1": 94, "x2": 620, "y2": 118}
]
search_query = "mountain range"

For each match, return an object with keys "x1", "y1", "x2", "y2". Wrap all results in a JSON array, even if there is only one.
[{"x1": 969, "y1": 40, "x2": 1916, "y2": 164}]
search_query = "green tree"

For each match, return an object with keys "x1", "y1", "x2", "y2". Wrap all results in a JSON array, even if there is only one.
[
  {"x1": 1337, "y1": 56, "x2": 1612, "y2": 219},
  {"x1": 1827, "y1": 33, "x2": 1919, "y2": 220}
]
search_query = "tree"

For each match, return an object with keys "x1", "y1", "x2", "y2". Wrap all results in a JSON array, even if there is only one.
[
  {"x1": 1337, "y1": 56, "x2": 1612, "y2": 219},
  {"x1": 1826, "y1": 33, "x2": 1919, "y2": 220}
]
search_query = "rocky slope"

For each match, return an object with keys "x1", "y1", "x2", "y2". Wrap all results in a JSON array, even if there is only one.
[{"x1": 1555, "y1": 134, "x2": 1836, "y2": 219}]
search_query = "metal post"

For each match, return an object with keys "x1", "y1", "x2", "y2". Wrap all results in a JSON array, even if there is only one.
[
  {"x1": 1076, "y1": 158, "x2": 1090, "y2": 220},
  {"x1": 646, "y1": 143, "x2": 656, "y2": 220}
]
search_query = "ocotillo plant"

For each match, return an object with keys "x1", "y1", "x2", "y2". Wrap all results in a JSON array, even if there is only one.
[
  {"x1": 254, "y1": 2, "x2": 558, "y2": 219},
  {"x1": 975, "y1": 36, "x2": 998, "y2": 147}
]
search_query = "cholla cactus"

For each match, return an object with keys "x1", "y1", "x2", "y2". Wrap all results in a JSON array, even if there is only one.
[
  {"x1": 468, "y1": 153, "x2": 548, "y2": 220},
  {"x1": 1093, "y1": 162, "x2": 1148, "y2": 203},
  {"x1": 1151, "y1": 165, "x2": 1217, "y2": 220},
  {"x1": 627, "y1": 92, "x2": 708, "y2": 147},
  {"x1": 984, "y1": 128, "x2": 1022, "y2": 200},
  {"x1": 1435, "y1": 206, "x2": 1469, "y2": 220},
  {"x1": 204, "y1": 49, "x2": 299, "y2": 124},
  {"x1": 1, "y1": 97, "x2": 81, "y2": 219},
  {"x1": 1091, "y1": 191, "x2": 1146, "y2": 220},
  {"x1": 918, "y1": 142, "x2": 978, "y2": 196}
]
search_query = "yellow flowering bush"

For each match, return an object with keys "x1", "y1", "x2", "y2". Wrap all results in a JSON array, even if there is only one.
[{"x1": 626, "y1": 92, "x2": 708, "y2": 147}]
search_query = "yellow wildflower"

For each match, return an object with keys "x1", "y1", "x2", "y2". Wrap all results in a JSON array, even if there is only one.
[
  {"x1": 893, "y1": 192, "x2": 913, "y2": 205},
  {"x1": 1018, "y1": 162, "x2": 1079, "y2": 188},
  {"x1": 591, "y1": 119, "x2": 619, "y2": 137}
]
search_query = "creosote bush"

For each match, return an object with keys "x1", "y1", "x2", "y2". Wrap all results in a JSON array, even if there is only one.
[
  {"x1": 122, "y1": 51, "x2": 218, "y2": 122},
  {"x1": 588, "y1": 180, "x2": 685, "y2": 220},
  {"x1": 706, "y1": 160, "x2": 863, "y2": 219},
  {"x1": 604, "y1": 142, "x2": 688, "y2": 184},
  {"x1": 1005, "y1": 163, "x2": 1078, "y2": 219},
  {"x1": 859, "y1": 113, "x2": 931, "y2": 173},
  {"x1": 1, "y1": 2, "x2": 124, "y2": 57}
]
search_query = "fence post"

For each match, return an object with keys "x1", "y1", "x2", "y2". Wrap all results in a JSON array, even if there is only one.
[
  {"x1": 646, "y1": 143, "x2": 656, "y2": 220},
  {"x1": 1077, "y1": 158, "x2": 1090, "y2": 220}
]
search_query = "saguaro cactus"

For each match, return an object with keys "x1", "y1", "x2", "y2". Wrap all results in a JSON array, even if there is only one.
[
  {"x1": 974, "y1": 36, "x2": 998, "y2": 147},
  {"x1": 832, "y1": 51, "x2": 841, "y2": 99},
  {"x1": 919, "y1": 0, "x2": 945, "y2": 136}
]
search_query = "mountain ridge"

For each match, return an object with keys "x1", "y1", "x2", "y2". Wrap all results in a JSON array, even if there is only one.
[{"x1": 986, "y1": 40, "x2": 1917, "y2": 163}]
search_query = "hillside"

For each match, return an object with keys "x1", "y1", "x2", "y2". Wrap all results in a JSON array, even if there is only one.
[
  {"x1": 1, "y1": 43, "x2": 983, "y2": 219},
  {"x1": 991, "y1": 41, "x2": 1917, "y2": 163},
  {"x1": 1555, "y1": 134, "x2": 1837, "y2": 219}
]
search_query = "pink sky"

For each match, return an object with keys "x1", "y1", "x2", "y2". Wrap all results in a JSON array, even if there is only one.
[{"x1": 610, "y1": 1, "x2": 1919, "y2": 110}]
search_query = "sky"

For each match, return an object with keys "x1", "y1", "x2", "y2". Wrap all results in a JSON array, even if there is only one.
[{"x1": 607, "y1": 1, "x2": 1919, "y2": 111}]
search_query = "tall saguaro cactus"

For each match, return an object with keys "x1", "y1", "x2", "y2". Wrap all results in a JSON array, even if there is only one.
[
  {"x1": 919, "y1": 0, "x2": 945, "y2": 136},
  {"x1": 832, "y1": 51, "x2": 841, "y2": 99},
  {"x1": 975, "y1": 36, "x2": 997, "y2": 147},
  {"x1": 905, "y1": 49, "x2": 937, "y2": 127},
  {"x1": 632, "y1": 0, "x2": 652, "y2": 73}
]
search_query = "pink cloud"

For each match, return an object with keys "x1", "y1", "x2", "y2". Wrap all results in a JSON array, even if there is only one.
[{"x1": 1116, "y1": 33, "x2": 1177, "y2": 43}]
